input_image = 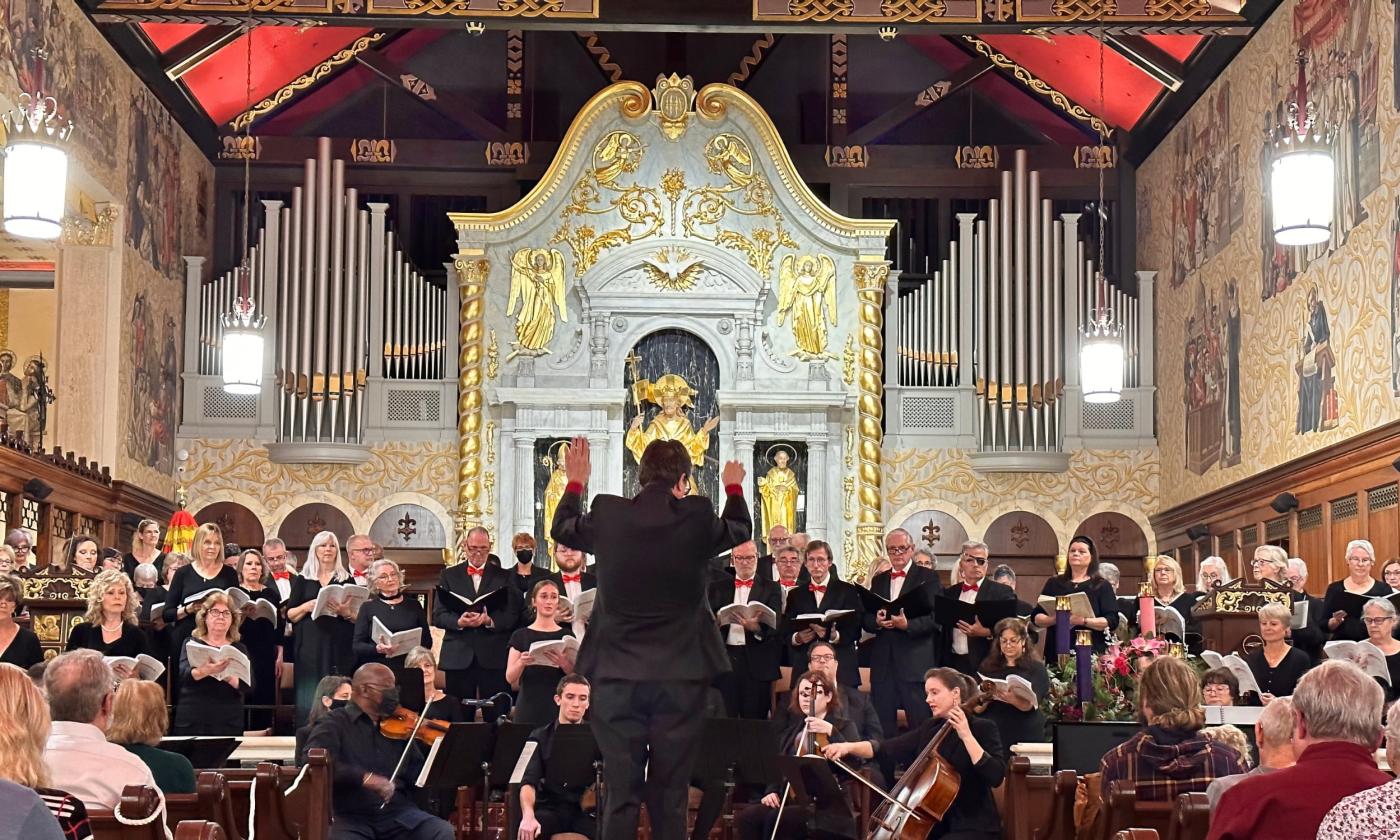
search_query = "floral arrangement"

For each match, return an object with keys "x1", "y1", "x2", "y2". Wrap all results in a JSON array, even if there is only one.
[{"x1": 1040, "y1": 635, "x2": 1180, "y2": 722}]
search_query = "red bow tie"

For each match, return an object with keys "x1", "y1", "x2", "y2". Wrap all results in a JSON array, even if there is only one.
[
  {"x1": 561, "y1": 574, "x2": 582, "y2": 584},
  {"x1": 890, "y1": 571, "x2": 906, "y2": 580},
  {"x1": 780, "y1": 579, "x2": 797, "y2": 587},
  {"x1": 961, "y1": 583, "x2": 979, "y2": 593},
  {"x1": 735, "y1": 579, "x2": 754, "y2": 588},
  {"x1": 467, "y1": 565, "x2": 485, "y2": 577},
  {"x1": 809, "y1": 584, "x2": 827, "y2": 594},
  {"x1": 272, "y1": 571, "x2": 290, "y2": 581}
]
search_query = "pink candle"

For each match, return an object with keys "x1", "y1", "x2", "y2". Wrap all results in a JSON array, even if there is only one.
[{"x1": 1138, "y1": 583, "x2": 1155, "y2": 636}]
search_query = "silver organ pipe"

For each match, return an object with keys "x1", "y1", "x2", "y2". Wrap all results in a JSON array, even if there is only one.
[{"x1": 896, "y1": 247, "x2": 962, "y2": 387}]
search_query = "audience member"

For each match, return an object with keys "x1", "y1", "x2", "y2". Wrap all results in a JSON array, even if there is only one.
[
  {"x1": 1199, "y1": 668, "x2": 1239, "y2": 707},
  {"x1": 106, "y1": 680, "x2": 195, "y2": 794},
  {"x1": 1205, "y1": 697, "x2": 1296, "y2": 810},
  {"x1": 0, "y1": 574, "x2": 43, "y2": 668},
  {"x1": 0, "y1": 662, "x2": 90, "y2": 840},
  {"x1": 1208, "y1": 660, "x2": 1388, "y2": 840},
  {"x1": 1200, "y1": 725, "x2": 1252, "y2": 769},
  {"x1": 64, "y1": 570, "x2": 149, "y2": 667},
  {"x1": 0, "y1": 779, "x2": 66, "y2": 840},
  {"x1": 1317, "y1": 698, "x2": 1400, "y2": 839},
  {"x1": 41, "y1": 650, "x2": 155, "y2": 809}
]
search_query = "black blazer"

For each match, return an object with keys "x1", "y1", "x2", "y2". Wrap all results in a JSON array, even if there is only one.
[
  {"x1": 65, "y1": 622, "x2": 150, "y2": 658},
  {"x1": 936, "y1": 578, "x2": 1018, "y2": 668},
  {"x1": 708, "y1": 577, "x2": 783, "y2": 681},
  {"x1": 552, "y1": 482, "x2": 752, "y2": 682},
  {"x1": 863, "y1": 565, "x2": 939, "y2": 682},
  {"x1": 876, "y1": 715, "x2": 1006, "y2": 838},
  {"x1": 431, "y1": 563, "x2": 522, "y2": 670},
  {"x1": 782, "y1": 578, "x2": 864, "y2": 686}
]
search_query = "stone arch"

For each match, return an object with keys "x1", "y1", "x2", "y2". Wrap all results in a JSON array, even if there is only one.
[
  {"x1": 888, "y1": 504, "x2": 973, "y2": 576},
  {"x1": 1075, "y1": 511, "x2": 1151, "y2": 594},
  {"x1": 370, "y1": 502, "x2": 449, "y2": 550},
  {"x1": 277, "y1": 502, "x2": 357, "y2": 552},
  {"x1": 983, "y1": 510, "x2": 1059, "y2": 604}
]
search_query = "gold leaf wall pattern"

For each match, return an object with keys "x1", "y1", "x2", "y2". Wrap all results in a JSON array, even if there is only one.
[{"x1": 1140, "y1": 0, "x2": 1400, "y2": 510}]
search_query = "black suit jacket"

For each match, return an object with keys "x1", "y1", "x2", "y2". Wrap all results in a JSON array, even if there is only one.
[
  {"x1": 782, "y1": 578, "x2": 864, "y2": 686},
  {"x1": 431, "y1": 563, "x2": 523, "y2": 670},
  {"x1": 708, "y1": 577, "x2": 783, "y2": 681},
  {"x1": 551, "y1": 482, "x2": 751, "y2": 681},
  {"x1": 935, "y1": 578, "x2": 1018, "y2": 668},
  {"x1": 863, "y1": 565, "x2": 939, "y2": 682}
]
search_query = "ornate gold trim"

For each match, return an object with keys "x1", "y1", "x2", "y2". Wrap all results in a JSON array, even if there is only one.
[
  {"x1": 0, "y1": 289, "x2": 8, "y2": 349},
  {"x1": 230, "y1": 33, "x2": 385, "y2": 130},
  {"x1": 454, "y1": 255, "x2": 488, "y2": 541},
  {"x1": 60, "y1": 205, "x2": 119, "y2": 247},
  {"x1": 364, "y1": 0, "x2": 597, "y2": 17},
  {"x1": 97, "y1": 0, "x2": 329, "y2": 11},
  {"x1": 961, "y1": 36, "x2": 1112, "y2": 138},
  {"x1": 755, "y1": 0, "x2": 973, "y2": 23},
  {"x1": 852, "y1": 260, "x2": 889, "y2": 584}
]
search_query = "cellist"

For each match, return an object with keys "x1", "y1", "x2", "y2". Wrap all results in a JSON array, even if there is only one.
[
  {"x1": 737, "y1": 669, "x2": 859, "y2": 840},
  {"x1": 821, "y1": 668, "x2": 1005, "y2": 840}
]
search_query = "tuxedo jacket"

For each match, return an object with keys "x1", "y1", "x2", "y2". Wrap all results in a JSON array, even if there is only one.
[
  {"x1": 935, "y1": 578, "x2": 1017, "y2": 668},
  {"x1": 431, "y1": 562, "x2": 523, "y2": 670},
  {"x1": 551, "y1": 482, "x2": 752, "y2": 682},
  {"x1": 707, "y1": 577, "x2": 783, "y2": 681},
  {"x1": 781, "y1": 579, "x2": 864, "y2": 686},
  {"x1": 862, "y1": 565, "x2": 939, "y2": 682}
]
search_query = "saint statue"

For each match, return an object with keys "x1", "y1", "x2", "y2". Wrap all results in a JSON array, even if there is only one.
[
  {"x1": 776, "y1": 253, "x2": 838, "y2": 359},
  {"x1": 625, "y1": 373, "x2": 717, "y2": 468},
  {"x1": 541, "y1": 440, "x2": 570, "y2": 562},
  {"x1": 507, "y1": 247, "x2": 568, "y2": 359},
  {"x1": 757, "y1": 446, "x2": 799, "y2": 536}
]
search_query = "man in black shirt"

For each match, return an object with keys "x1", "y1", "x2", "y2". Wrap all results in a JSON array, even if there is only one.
[
  {"x1": 305, "y1": 663, "x2": 454, "y2": 840},
  {"x1": 518, "y1": 674, "x2": 596, "y2": 840}
]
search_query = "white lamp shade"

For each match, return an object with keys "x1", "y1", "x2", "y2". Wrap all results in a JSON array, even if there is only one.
[
  {"x1": 3, "y1": 140, "x2": 68, "y2": 240},
  {"x1": 1081, "y1": 335, "x2": 1124, "y2": 404},
  {"x1": 1270, "y1": 148, "x2": 1334, "y2": 247},
  {"x1": 221, "y1": 327, "x2": 265, "y2": 395}
]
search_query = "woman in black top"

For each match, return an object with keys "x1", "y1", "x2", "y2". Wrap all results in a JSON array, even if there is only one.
[
  {"x1": 506, "y1": 579, "x2": 575, "y2": 726},
  {"x1": 233, "y1": 549, "x2": 283, "y2": 730},
  {"x1": 976, "y1": 617, "x2": 1050, "y2": 758},
  {"x1": 1244, "y1": 603, "x2": 1312, "y2": 703},
  {"x1": 294, "y1": 675, "x2": 352, "y2": 763},
  {"x1": 175, "y1": 591, "x2": 251, "y2": 735},
  {"x1": 1031, "y1": 535, "x2": 1120, "y2": 657},
  {"x1": 403, "y1": 647, "x2": 470, "y2": 723},
  {"x1": 121, "y1": 518, "x2": 167, "y2": 580},
  {"x1": 508, "y1": 532, "x2": 550, "y2": 595},
  {"x1": 353, "y1": 558, "x2": 430, "y2": 670},
  {"x1": 65, "y1": 569, "x2": 150, "y2": 671},
  {"x1": 823, "y1": 668, "x2": 1006, "y2": 840},
  {"x1": 1323, "y1": 540, "x2": 1394, "y2": 642},
  {"x1": 285, "y1": 530, "x2": 358, "y2": 726},
  {"x1": 162, "y1": 524, "x2": 240, "y2": 658},
  {"x1": 41, "y1": 534, "x2": 99, "y2": 577},
  {"x1": 1360, "y1": 598, "x2": 1400, "y2": 703},
  {"x1": 1129, "y1": 556, "x2": 1205, "y2": 646},
  {"x1": 0, "y1": 574, "x2": 42, "y2": 669}
]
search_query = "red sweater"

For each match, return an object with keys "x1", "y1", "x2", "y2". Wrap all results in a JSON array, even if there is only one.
[{"x1": 1208, "y1": 741, "x2": 1389, "y2": 840}]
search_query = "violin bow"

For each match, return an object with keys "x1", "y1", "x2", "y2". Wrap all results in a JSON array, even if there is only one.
[{"x1": 380, "y1": 709, "x2": 433, "y2": 810}]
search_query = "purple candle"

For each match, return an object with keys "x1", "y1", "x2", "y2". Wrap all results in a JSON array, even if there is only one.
[
  {"x1": 1055, "y1": 596, "x2": 1072, "y2": 655},
  {"x1": 1075, "y1": 629, "x2": 1094, "y2": 703}
]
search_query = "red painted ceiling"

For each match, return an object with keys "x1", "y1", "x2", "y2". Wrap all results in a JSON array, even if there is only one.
[
  {"x1": 981, "y1": 35, "x2": 1155, "y2": 131},
  {"x1": 141, "y1": 23, "x2": 204, "y2": 53}
]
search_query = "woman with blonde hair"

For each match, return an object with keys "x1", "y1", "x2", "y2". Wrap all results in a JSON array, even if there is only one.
[
  {"x1": 233, "y1": 549, "x2": 282, "y2": 731},
  {"x1": 107, "y1": 680, "x2": 195, "y2": 793},
  {"x1": 1098, "y1": 656, "x2": 1245, "y2": 800},
  {"x1": 1140, "y1": 556, "x2": 1205, "y2": 646},
  {"x1": 174, "y1": 591, "x2": 250, "y2": 735},
  {"x1": 65, "y1": 570, "x2": 149, "y2": 672},
  {"x1": 0, "y1": 544, "x2": 17, "y2": 575},
  {"x1": 286, "y1": 531, "x2": 357, "y2": 725},
  {"x1": 162, "y1": 524, "x2": 239, "y2": 662},
  {"x1": 0, "y1": 662, "x2": 92, "y2": 838},
  {"x1": 1244, "y1": 602, "x2": 1312, "y2": 703},
  {"x1": 121, "y1": 519, "x2": 166, "y2": 580}
]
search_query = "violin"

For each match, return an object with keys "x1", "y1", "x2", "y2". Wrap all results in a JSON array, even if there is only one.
[{"x1": 378, "y1": 706, "x2": 452, "y2": 746}]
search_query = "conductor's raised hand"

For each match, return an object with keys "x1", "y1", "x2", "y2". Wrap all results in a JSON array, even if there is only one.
[
  {"x1": 721, "y1": 460, "x2": 746, "y2": 487},
  {"x1": 565, "y1": 436, "x2": 591, "y2": 486}
]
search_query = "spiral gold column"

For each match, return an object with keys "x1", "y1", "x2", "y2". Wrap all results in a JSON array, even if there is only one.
[
  {"x1": 852, "y1": 259, "x2": 889, "y2": 583},
  {"x1": 454, "y1": 253, "x2": 489, "y2": 552}
]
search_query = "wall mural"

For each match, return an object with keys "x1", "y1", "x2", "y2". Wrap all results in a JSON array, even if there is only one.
[
  {"x1": 1168, "y1": 84, "x2": 1244, "y2": 289},
  {"x1": 124, "y1": 291, "x2": 179, "y2": 473},
  {"x1": 1183, "y1": 278, "x2": 1244, "y2": 474},
  {"x1": 126, "y1": 87, "x2": 183, "y2": 277}
]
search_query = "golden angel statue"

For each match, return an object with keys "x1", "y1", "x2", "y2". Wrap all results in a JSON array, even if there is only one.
[
  {"x1": 776, "y1": 253, "x2": 838, "y2": 359},
  {"x1": 625, "y1": 373, "x2": 717, "y2": 467},
  {"x1": 757, "y1": 445, "x2": 799, "y2": 536},
  {"x1": 541, "y1": 440, "x2": 570, "y2": 560},
  {"x1": 507, "y1": 248, "x2": 568, "y2": 360}
]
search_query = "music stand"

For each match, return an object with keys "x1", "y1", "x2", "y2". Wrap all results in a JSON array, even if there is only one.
[
  {"x1": 774, "y1": 755, "x2": 855, "y2": 839},
  {"x1": 504, "y1": 724, "x2": 602, "y2": 839},
  {"x1": 412, "y1": 723, "x2": 496, "y2": 838},
  {"x1": 396, "y1": 666, "x2": 426, "y2": 713},
  {"x1": 692, "y1": 718, "x2": 782, "y2": 838}
]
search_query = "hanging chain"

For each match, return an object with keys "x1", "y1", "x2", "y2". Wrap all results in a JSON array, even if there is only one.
[
  {"x1": 1095, "y1": 18, "x2": 1108, "y2": 322},
  {"x1": 239, "y1": 3, "x2": 254, "y2": 304}
]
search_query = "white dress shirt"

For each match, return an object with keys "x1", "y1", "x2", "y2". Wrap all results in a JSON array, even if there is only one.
[
  {"x1": 952, "y1": 583, "x2": 978, "y2": 655},
  {"x1": 726, "y1": 580, "x2": 753, "y2": 646},
  {"x1": 44, "y1": 721, "x2": 156, "y2": 809},
  {"x1": 887, "y1": 568, "x2": 907, "y2": 602}
]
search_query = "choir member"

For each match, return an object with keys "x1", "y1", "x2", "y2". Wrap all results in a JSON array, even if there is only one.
[
  {"x1": 782, "y1": 540, "x2": 862, "y2": 686},
  {"x1": 1245, "y1": 603, "x2": 1313, "y2": 704},
  {"x1": 44, "y1": 535, "x2": 98, "y2": 577},
  {"x1": 234, "y1": 549, "x2": 283, "y2": 729},
  {"x1": 1383, "y1": 559, "x2": 1400, "y2": 591},
  {"x1": 403, "y1": 646, "x2": 469, "y2": 723},
  {"x1": 1200, "y1": 669, "x2": 1240, "y2": 706},
  {"x1": 913, "y1": 549, "x2": 936, "y2": 570},
  {"x1": 509, "y1": 532, "x2": 549, "y2": 595},
  {"x1": 939, "y1": 540, "x2": 1018, "y2": 674},
  {"x1": 1140, "y1": 556, "x2": 1204, "y2": 645},
  {"x1": 518, "y1": 674, "x2": 595, "y2": 840},
  {"x1": 4, "y1": 530, "x2": 32, "y2": 571},
  {"x1": 65, "y1": 570, "x2": 149, "y2": 671},
  {"x1": 976, "y1": 618, "x2": 1049, "y2": 758},
  {"x1": 1033, "y1": 535, "x2": 1119, "y2": 658},
  {"x1": 121, "y1": 520, "x2": 165, "y2": 580},
  {"x1": 823, "y1": 668, "x2": 1005, "y2": 839},
  {"x1": 0, "y1": 545, "x2": 13, "y2": 575},
  {"x1": 772, "y1": 546, "x2": 804, "y2": 615},
  {"x1": 708, "y1": 540, "x2": 781, "y2": 719},
  {"x1": 865, "y1": 528, "x2": 937, "y2": 740},
  {"x1": 507, "y1": 579, "x2": 576, "y2": 726},
  {"x1": 1358, "y1": 598, "x2": 1400, "y2": 702},
  {"x1": 990, "y1": 565, "x2": 1041, "y2": 642},
  {"x1": 0, "y1": 574, "x2": 42, "y2": 668},
  {"x1": 286, "y1": 530, "x2": 359, "y2": 725},
  {"x1": 346, "y1": 534, "x2": 375, "y2": 587},
  {"x1": 295, "y1": 675, "x2": 351, "y2": 763},
  {"x1": 100, "y1": 549, "x2": 124, "y2": 573},
  {"x1": 1323, "y1": 540, "x2": 1394, "y2": 642},
  {"x1": 760, "y1": 524, "x2": 790, "y2": 581},
  {"x1": 353, "y1": 558, "x2": 430, "y2": 671},
  {"x1": 433, "y1": 526, "x2": 521, "y2": 723},
  {"x1": 174, "y1": 592, "x2": 250, "y2": 735},
  {"x1": 162, "y1": 552, "x2": 190, "y2": 588},
  {"x1": 553, "y1": 541, "x2": 597, "y2": 637},
  {"x1": 163, "y1": 524, "x2": 239, "y2": 661},
  {"x1": 1197, "y1": 556, "x2": 1232, "y2": 591},
  {"x1": 262, "y1": 539, "x2": 295, "y2": 600}
]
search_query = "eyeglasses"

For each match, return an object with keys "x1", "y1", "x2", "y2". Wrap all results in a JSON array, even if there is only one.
[
  {"x1": 732, "y1": 555, "x2": 758, "y2": 562},
  {"x1": 1363, "y1": 616, "x2": 1394, "y2": 625},
  {"x1": 808, "y1": 654, "x2": 836, "y2": 663},
  {"x1": 887, "y1": 545, "x2": 913, "y2": 554},
  {"x1": 207, "y1": 609, "x2": 233, "y2": 618}
]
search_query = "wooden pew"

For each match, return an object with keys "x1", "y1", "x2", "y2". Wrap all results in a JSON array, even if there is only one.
[
  {"x1": 1003, "y1": 756, "x2": 1065, "y2": 840},
  {"x1": 163, "y1": 771, "x2": 243, "y2": 840},
  {"x1": 88, "y1": 785, "x2": 225, "y2": 840},
  {"x1": 174, "y1": 824, "x2": 226, "y2": 840},
  {"x1": 248, "y1": 748, "x2": 332, "y2": 840},
  {"x1": 1101, "y1": 784, "x2": 1209, "y2": 840},
  {"x1": 1113, "y1": 831, "x2": 1158, "y2": 840},
  {"x1": 1168, "y1": 793, "x2": 1210, "y2": 840},
  {"x1": 1030, "y1": 767, "x2": 1079, "y2": 840}
]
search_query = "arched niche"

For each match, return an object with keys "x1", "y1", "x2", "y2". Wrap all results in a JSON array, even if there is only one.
[
  {"x1": 622, "y1": 328, "x2": 721, "y2": 498},
  {"x1": 1076, "y1": 512, "x2": 1149, "y2": 595},
  {"x1": 193, "y1": 502, "x2": 265, "y2": 551},
  {"x1": 893, "y1": 509, "x2": 970, "y2": 579},
  {"x1": 369, "y1": 504, "x2": 448, "y2": 550},
  {"x1": 984, "y1": 511, "x2": 1059, "y2": 605},
  {"x1": 278, "y1": 503, "x2": 355, "y2": 552}
]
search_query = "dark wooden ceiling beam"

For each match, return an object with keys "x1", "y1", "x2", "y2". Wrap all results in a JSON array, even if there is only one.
[
  {"x1": 1104, "y1": 33, "x2": 1185, "y2": 92},
  {"x1": 352, "y1": 48, "x2": 507, "y2": 141},
  {"x1": 162, "y1": 25, "x2": 242, "y2": 80},
  {"x1": 101, "y1": 22, "x2": 218, "y2": 152},
  {"x1": 845, "y1": 56, "x2": 993, "y2": 146}
]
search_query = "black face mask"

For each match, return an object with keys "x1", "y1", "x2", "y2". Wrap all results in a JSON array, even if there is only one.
[
  {"x1": 516, "y1": 549, "x2": 534, "y2": 565},
  {"x1": 329, "y1": 698, "x2": 348, "y2": 711},
  {"x1": 374, "y1": 687, "x2": 400, "y2": 716}
]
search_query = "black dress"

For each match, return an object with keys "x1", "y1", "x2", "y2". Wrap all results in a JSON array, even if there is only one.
[
  {"x1": 1288, "y1": 590, "x2": 1328, "y2": 663},
  {"x1": 162, "y1": 564, "x2": 241, "y2": 650},
  {"x1": 287, "y1": 574, "x2": 357, "y2": 725},
  {"x1": 976, "y1": 660, "x2": 1050, "y2": 758},
  {"x1": 875, "y1": 716, "x2": 1006, "y2": 840},
  {"x1": 1321, "y1": 579, "x2": 1394, "y2": 642},
  {"x1": 1244, "y1": 646, "x2": 1312, "y2": 699},
  {"x1": 235, "y1": 584, "x2": 283, "y2": 728},
  {"x1": 1386, "y1": 651, "x2": 1400, "y2": 704},
  {"x1": 174, "y1": 637, "x2": 251, "y2": 735},
  {"x1": 65, "y1": 622, "x2": 150, "y2": 657},
  {"x1": 1033, "y1": 576, "x2": 1120, "y2": 658},
  {"x1": 352, "y1": 594, "x2": 431, "y2": 670},
  {"x1": 122, "y1": 551, "x2": 167, "y2": 580},
  {"x1": 0, "y1": 626, "x2": 42, "y2": 668},
  {"x1": 509, "y1": 625, "x2": 574, "y2": 726}
]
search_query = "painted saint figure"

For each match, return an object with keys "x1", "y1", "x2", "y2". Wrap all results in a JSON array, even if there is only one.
[
  {"x1": 776, "y1": 253, "x2": 838, "y2": 359},
  {"x1": 1296, "y1": 285, "x2": 1338, "y2": 434},
  {"x1": 625, "y1": 373, "x2": 717, "y2": 468},
  {"x1": 507, "y1": 248, "x2": 568, "y2": 358},
  {"x1": 757, "y1": 446, "x2": 799, "y2": 537}
]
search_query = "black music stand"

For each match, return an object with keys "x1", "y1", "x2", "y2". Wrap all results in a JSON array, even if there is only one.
[
  {"x1": 691, "y1": 718, "x2": 782, "y2": 839},
  {"x1": 506, "y1": 724, "x2": 602, "y2": 839},
  {"x1": 774, "y1": 755, "x2": 855, "y2": 839},
  {"x1": 395, "y1": 666, "x2": 426, "y2": 712},
  {"x1": 413, "y1": 723, "x2": 496, "y2": 839}
]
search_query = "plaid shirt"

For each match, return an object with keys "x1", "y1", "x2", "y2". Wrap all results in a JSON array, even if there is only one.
[
  {"x1": 38, "y1": 788, "x2": 92, "y2": 840},
  {"x1": 1099, "y1": 727, "x2": 1246, "y2": 802}
]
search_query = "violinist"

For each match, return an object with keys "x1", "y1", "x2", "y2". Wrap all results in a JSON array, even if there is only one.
[
  {"x1": 822, "y1": 668, "x2": 1006, "y2": 840},
  {"x1": 304, "y1": 662, "x2": 455, "y2": 840},
  {"x1": 737, "y1": 670, "x2": 859, "y2": 840}
]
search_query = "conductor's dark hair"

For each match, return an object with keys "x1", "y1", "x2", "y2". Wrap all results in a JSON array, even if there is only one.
[
  {"x1": 556, "y1": 673, "x2": 590, "y2": 695},
  {"x1": 638, "y1": 439, "x2": 692, "y2": 488}
]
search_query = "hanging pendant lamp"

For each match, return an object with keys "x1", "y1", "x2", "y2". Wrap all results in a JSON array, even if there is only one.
[
  {"x1": 1079, "y1": 26, "x2": 1122, "y2": 404},
  {"x1": 1269, "y1": 51, "x2": 1335, "y2": 247},
  {"x1": 220, "y1": 21, "x2": 266, "y2": 395},
  {"x1": 2, "y1": 50, "x2": 74, "y2": 240}
]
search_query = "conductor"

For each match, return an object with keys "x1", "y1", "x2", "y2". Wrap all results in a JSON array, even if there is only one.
[{"x1": 551, "y1": 436, "x2": 751, "y2": 840}]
